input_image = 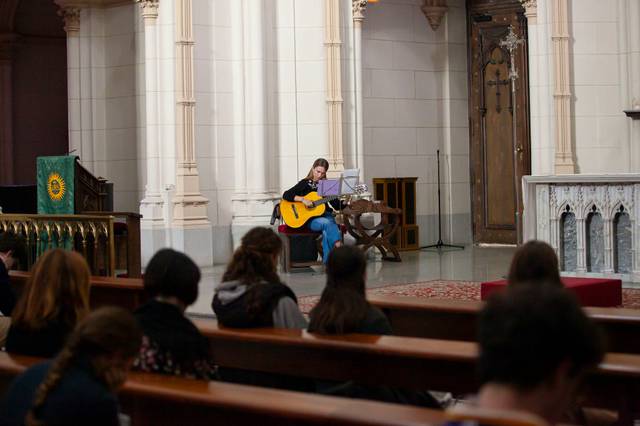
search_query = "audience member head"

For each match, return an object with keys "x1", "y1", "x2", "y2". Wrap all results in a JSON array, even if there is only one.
[
  {"x1": 308, "y1": 246, "x2": 369, "y2": 334},
  {"x1": 12, "y1": 249, "x2": 90, "y2": 330},
  {"x1": 0, "y1": 232, "x2": 27, "y2": 271},
  {"x1": 143, "y1": 248, "x2": 201, "y2": 309},
  {"x1": 507, "y1": 240, "x2": 562, "y2": 288},
  {"x1": 26, "y1": 307, "x2": 142, "y2": 425},
  {"x1": 477, "y1": 286, "x2": 604, "y2": 423},
  {"x1": 222, "y1": 227, "x2": 282, "y2": 287}
]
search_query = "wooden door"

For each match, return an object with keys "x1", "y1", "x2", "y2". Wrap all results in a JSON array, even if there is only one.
[{"x1": 467, "y1": 0, "x2": 530, "y2": 244}]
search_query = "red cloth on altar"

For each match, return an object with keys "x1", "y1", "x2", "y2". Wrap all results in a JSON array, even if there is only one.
[{"x1": 481, "y1": 277, "x2": 622, "y2": 307}]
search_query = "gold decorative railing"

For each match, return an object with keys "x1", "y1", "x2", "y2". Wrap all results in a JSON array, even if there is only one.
[{"x1": 0, "y1": 214, "x2": 115, "y2": 276}]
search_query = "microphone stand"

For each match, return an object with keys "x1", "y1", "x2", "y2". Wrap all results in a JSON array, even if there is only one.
[{"x1": 420, "y1": 150, "x2": 464, "y2": 251}]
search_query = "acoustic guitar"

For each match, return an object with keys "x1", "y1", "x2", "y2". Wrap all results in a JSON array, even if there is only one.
[{"x1": 280, "y1": 184, "x2": 366, "y2": 228}]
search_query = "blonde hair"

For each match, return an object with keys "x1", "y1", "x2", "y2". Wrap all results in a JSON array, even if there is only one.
[
  {"x1": 304, "y1": 158, "x2": 329, "y2": 180},
  {"x1": 12, "y1": 249, "x2": 90, "y2": 330}
]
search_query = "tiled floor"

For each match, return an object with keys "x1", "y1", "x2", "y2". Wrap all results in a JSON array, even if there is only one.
[{"x1": 188, "y1": 245, "x2": 517, "y2": 317}]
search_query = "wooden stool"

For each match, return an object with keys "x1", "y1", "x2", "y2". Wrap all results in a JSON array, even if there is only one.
[
  {"x1": 342, "y1": 199, "x2": 402, "y2": 262},
  {"x1": 277, "y1": 224, "x2": 323, "y2": 272}
]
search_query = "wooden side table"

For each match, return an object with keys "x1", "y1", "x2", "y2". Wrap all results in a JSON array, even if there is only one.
[{"x1": 342, "y1": 199, "x2": 402, "y2": 262}]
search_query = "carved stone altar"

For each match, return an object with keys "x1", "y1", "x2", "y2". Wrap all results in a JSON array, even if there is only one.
[{"x1": 523, "y1": 175, "x2": 640, "y2": 282}]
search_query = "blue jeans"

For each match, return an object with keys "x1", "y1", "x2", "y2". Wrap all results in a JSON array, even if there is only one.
[{"x1": 309, "y1": 213, "x2": 341, "y2": 264}]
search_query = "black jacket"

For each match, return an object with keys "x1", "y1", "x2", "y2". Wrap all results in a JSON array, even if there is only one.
[
  {"x1": 212, "y1": 282, "x2": 298, "y2": 328},
  {"x1": 6, "y1": 320, "x2": 72, "y2": 358},
  {"x1": 282, "y1": 179, "x2": 342, "y2": 211}
]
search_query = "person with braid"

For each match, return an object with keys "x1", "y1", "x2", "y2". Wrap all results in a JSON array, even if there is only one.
[
  {"x1": 6, "y1": 249, "x2": 91, "y2": 358},
  {"x1": 0, "y1": 307, "x2": 142, "y2": 426},
  {"x1": 133, "y1": 248, "x2": 216, "y2": 379},
  {"x1": 212, "y1": 227, "x2": 306, "y2": 329}
]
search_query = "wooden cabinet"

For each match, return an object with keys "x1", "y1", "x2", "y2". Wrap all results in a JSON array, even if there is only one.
[{"x1": 373, "y1": 178, "x2": 419, "y2": 250}]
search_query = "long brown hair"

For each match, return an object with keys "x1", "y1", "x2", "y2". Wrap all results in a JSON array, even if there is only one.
[
  {"x1": 12, "y1": 249, "x2": 90, "y2": 330},
  {"x1": 26, "y1": 307, "x2": 142, "y2": 426},
  {"x1": 308, "y1": 246, "x2": 369, "y2": 334},
  {"x1": 222, "y1": 227, "x2": 282, "y2": 287},
  {"x1": 507, "y1": 240, "x2": 563, "y2": 288},
  {"x1": 304, "y1": 158, "x2": 329, "y2": 180}
]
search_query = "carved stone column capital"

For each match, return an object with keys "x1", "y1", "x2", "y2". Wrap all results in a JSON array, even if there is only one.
[
  {"x1": 520, "y1": 0, "x2": 537, "y2": 24},
  {"x1": 421, "y1": 0, "x2": 448, "y2": 31},
  {"x1": 352, "y1": 0, "x2": 368, "y2": 23},
  {"x1": 136, "y1": 0, "x2": 159, "y2": 23},
  {"x1": 57, "y1": 7, "x2": 80, "y2": 35}
]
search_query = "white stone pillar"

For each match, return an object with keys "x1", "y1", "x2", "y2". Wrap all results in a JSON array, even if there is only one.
[
  {"x1": 244, "y1": 0, "x2": 269, "y2": 197},
  {"x1": 231, "y1": 0, "x2": 278, "y2": 244},
  {"x1": 172, "y1": 0, "x2": 209, "y2": 227},
  {"x1": 325, "y1": 0, "x2": 344, "y2": 176},
  {"x1": 603, "y1": 213, "x2": 614, "y2": 274},
  {"x1": 352, "y1": 0, "x2": 366, "y2": 182},
  {"x1": 169, "y1": 0, "x2": 212, "y2": 266},
  {"x1": 551, "y1": 0, "x2": 575, "y2": 174},
  {"x1": 58, "y1": 7, "x2": 81, "y2": 158},
  {"x1": 137, "y1": 0, "x2": 164, "y2": 226},
  {"x1": 625, "y1": 0, "x2": 640, "y2": 170}
]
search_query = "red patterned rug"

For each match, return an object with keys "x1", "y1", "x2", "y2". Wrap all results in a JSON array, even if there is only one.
[{"x1": 297, "y1": 280, "x2": 640, "y2": 314}]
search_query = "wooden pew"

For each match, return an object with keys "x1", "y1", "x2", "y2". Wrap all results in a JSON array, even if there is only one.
[
  {"x1": 0, "y1": 352, "x2": 444, "y2": 426},
  {"x1": 192, "y1": 318, "x2": 640, "y2": 425},
  {"x1": 368, "y1": 294, "x2": 640, "y2": 354},
  {"x1": 10, "y1": 271, "x2": 640, "y2": 354},
  {"x1": 9, "y1": 271, "x2": 640, "y2": 354},
  {"x1": 8, "y1": 271, "x2": 148, "y2": 311}
]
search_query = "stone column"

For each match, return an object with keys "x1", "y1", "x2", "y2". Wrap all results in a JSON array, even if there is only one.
[
  {"x1": 137, "y1": 0, "x2": 164, "y2": 226},
  {"x1": 170, "y1": 0, "x2": 212, "y2": 266},
  {"x1": 57, "y1": 7, "x2": 82, "y2": 158},
  {"x1": 352, "y1": 0, "x2": 367, "y2": 182},
  {"x1": 625, "y1": 0, "x2": 640, "y2": 170},
  {"x1": 551, "y1": 0, "x2": 575, "y2": 174},
  {"x1": 325, "y1": 0, "x2": 344, "y2": 176},
  {"x1": 0, "y1": 34, "x2": 16, "y2": 185},
  {"x1": 172, "y1": 0, "x2": 209, "y2": 227},
  {"x1": 231, "y1": 0, "x2": 278, "y2": 244}
]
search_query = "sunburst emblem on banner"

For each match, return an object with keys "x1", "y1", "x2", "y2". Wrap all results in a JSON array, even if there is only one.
[{"x1": 47, "y1": 173, "x2": 66, "y2": 201}]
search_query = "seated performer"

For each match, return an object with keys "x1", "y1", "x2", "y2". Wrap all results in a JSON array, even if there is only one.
[{"x1": 282, "y1": 158, "x2": 343, "y2": 264}]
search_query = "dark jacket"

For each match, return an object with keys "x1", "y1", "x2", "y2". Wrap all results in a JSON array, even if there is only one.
[
  {"x1": 310, "y1": 306, "x2": 439, "y2": 409},
  {"x1": 6, "y1": 320, "x2": 71, "y2": 358},
  {"x1": 282, "y1": 179, "x2": 342, "y2": 211},
  {"x1": 353, "y1": 306, "x2": 393, "y2": 335},
  {"x1": 212, "y1": 281, "x2": 311, "y2": 391},
  {"x1": 0, "y1": 261, "x2": 15, "y2": 316},
  {"x1": 0, "y1": 359, "x2": 120, "y2": 426},
  {"x1": 212, "y1": 280, "x2": 305, "y2": 329},
  {"x1": 133, "y1": 300, "x2": 216, "y2": 380}
]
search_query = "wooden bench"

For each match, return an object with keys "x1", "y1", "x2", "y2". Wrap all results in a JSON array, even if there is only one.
[
  {"x1": 192, "y1": 319, "x2": 640, "y2": 425},
  {"x1": 10, "y1": 272, "x2": 640, "y2": 354},
  {"x1": 0, "y1": 352, "x2": 444, "y2": 426},
  {"x1": 368, "y1": 294, "x2": 640, "y2": 354}
]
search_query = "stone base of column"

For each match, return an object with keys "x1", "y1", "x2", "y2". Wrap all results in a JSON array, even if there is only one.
[
  {"x1": 555, "y1": 156, "x2": 576, "y2": 174},
  {"x1": 140, "y1": 194, "x2": 165, "y2": 227},
  {"x1": 172, "y1": 196, "x2": 210, "y2": 228},
  {"x1": 141, "y1": 227, "x2": 168, "y2": 268},
  {"x1": 170, "y1": 225, "x2": 214, "y2": 268},
  {"x1": 231, "y1": 193, "x2": 279, "y2": 248}
]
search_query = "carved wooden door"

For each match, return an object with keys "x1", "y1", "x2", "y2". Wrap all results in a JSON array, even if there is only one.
[{"x1": 467, "y1": 0, "x2": 530, "y2": 244}]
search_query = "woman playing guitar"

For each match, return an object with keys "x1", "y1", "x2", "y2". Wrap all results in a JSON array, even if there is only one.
[{"x1": 282, "y1": 158, "x2": 343, "y2": 264}]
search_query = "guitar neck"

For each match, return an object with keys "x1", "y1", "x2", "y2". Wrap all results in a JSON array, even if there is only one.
[{"x1": 312, "y1": 195, "x2": 341, "y2": 207}]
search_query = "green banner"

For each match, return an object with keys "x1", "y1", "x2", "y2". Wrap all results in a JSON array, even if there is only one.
[{"x1": 37, "y1": 156, "x2": 76, "y2": 215}]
